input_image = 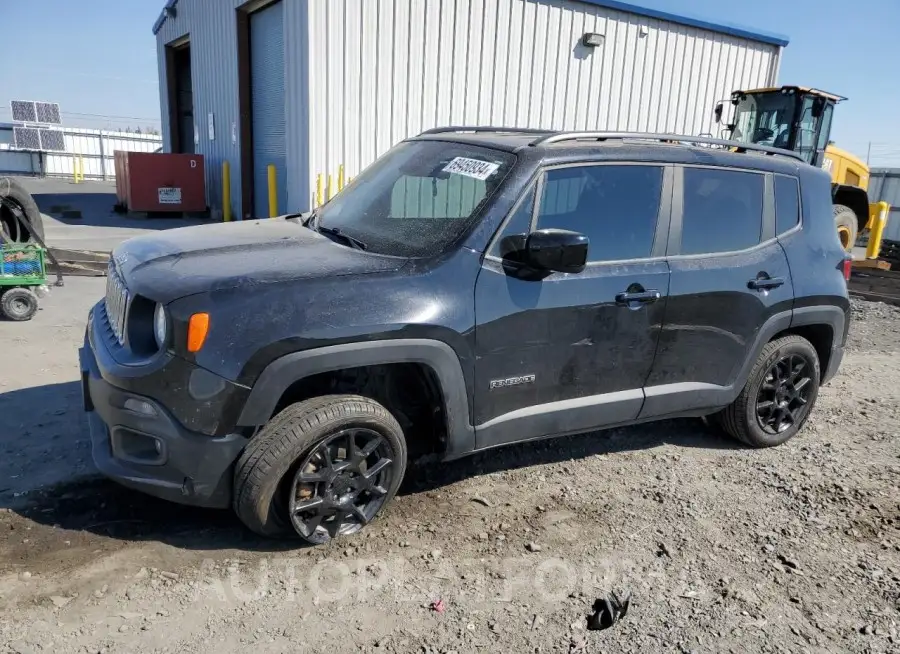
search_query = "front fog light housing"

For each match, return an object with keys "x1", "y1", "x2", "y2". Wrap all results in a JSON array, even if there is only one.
[
  {"x1": 153, "y1": 303, "x2": 168, "y2": 348},
  {"x1": 124, "y1": 398, "x2": 158, "y2": 417}
]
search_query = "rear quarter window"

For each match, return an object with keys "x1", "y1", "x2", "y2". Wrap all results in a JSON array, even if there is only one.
[{"x1": 774, "y1": 174, "x2": 801, "y2": 235}]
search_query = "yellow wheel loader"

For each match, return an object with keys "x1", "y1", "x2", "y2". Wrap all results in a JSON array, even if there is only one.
[{"x1": 715, "y1": 86, "x2": 890, "y2": 258}]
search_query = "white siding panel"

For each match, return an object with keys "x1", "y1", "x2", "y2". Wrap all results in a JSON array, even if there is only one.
[
  {"x1": 159, "y1": 0, "x2": 780, "y2": 214},
  {"x1": 305, "y1": 0, "x2": 779, "y2": 198}
]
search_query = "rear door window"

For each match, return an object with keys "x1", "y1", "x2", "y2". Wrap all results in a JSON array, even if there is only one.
[
  {"x1": 534, "y1": 165, "x2": 665, "y2": 262},
  {"x1": 774, "y1": 174, "x2": 801, "y2": 234},
  {"x1": 680, "y1": 168, "x2": 764, "y2": 255}
]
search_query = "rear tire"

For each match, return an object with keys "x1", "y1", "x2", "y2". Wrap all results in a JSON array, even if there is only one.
[
  {"x1": 717, "y1": 335, "x2": 820, "y2": 448},
  {"x1": 233, "y1": 395, "x2": 407, "y2": 542},
  {"x1": 0, "y1": 177, "x2": 44, "y2": 243},
  {"x1": 834, "y1": 204, "x2": 858, "y2": 252},
  {"x1": 0, "y1": 287, "x2": 39, "y2": 321}
]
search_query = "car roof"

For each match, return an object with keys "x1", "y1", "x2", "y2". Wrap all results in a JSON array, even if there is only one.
[{"x1": 412, "y1": 129, "x2": 809, "y2": 177}]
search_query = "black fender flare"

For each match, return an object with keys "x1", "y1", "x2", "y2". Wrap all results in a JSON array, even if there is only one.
[{"x1": 236, "y1": 339, "x2": 475, "y2": 456}]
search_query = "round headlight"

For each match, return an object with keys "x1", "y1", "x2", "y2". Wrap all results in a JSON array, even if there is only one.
[{"x1": 153, "y1": 303, "x2": 168, "y2": 348}]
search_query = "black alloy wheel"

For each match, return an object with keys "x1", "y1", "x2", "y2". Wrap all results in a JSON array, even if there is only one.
[
  {"x1": 289, "y1": 428, "x2": 396, "y2": 543},
  {"x1": 755, "y1": 353, "x2": 813, "y2": 434},
  {"x1": 716, "y1": 334, "x2": 820, "y2": 448}
]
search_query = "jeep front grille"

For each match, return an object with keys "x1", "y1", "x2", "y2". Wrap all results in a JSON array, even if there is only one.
[{"x1": 105, "y1": 261, "x2": 130, "y2": 346}]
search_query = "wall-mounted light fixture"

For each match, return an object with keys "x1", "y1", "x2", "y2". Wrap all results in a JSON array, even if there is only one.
[
  {"x1": 581, "y1": 32, "x2": 604, "y2": 48},
  {"x1": 164, "y1": 4, "x2": 177, "y2": 19}
]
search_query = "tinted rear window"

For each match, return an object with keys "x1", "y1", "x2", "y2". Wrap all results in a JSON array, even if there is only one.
[
  {"x1": 681, "y1": 168, "x2": 764, "y2": 255},
  {"x1": 774, "y1": 174, "x2": 801, "y2": 234}
]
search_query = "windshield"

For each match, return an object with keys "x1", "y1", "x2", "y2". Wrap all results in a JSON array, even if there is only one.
[
  {"x1": 314, "y1": 140, "x2": 516, "y2": 257},
  {"x1": 732, "y1": 92, "x2": 797, "y2": 150}
]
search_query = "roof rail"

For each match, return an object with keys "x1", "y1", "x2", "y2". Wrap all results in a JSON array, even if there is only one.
[
  {"x1": 418, "y1": 126, "x2": 554, "y2": 136},
  {"x1": 529, "y1": 131, "x2": 804, "y2": 162}
]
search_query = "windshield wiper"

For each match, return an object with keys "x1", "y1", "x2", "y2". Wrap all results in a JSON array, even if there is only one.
[
  {"x1": 316, "y1": 225, "x2": 368, "y2": 251},
  {"x1": 302, "y1": 208, "x2": 319, "y2": 228}
]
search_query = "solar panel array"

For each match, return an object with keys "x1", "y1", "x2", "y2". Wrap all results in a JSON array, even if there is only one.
[
  {"x1": 12, "y1": 127, "x2": 41, "y2": 150},
  {"x1": 39, "y1": 129, "x2": 66, "y2": 151},
  {"x1": 10, "y1": 100, "x2": 38, "y2": 123},
  {"x1": 10, "y1": 100, "x2": 62, "y2": 125},
  {"x1": 9, "y1": 100, "x2": 67, "y2": 151},
  {"x1": 35, "y1": 102, "x2": 61, "y2": 125}
]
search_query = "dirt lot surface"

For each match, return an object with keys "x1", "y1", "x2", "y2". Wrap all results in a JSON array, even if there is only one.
[{"x1": 1, "y1": 283, "x2": 899, "y2": 653}]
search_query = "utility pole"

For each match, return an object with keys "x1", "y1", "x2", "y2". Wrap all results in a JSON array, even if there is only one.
[{"x1": 866, "y1": 142, "x2": 872, "y2": 166}]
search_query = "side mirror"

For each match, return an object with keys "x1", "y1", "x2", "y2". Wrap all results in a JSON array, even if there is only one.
[
  {"x1": 524, "y1": 229, "x2": 588, "y2": 274},
  {"x1": 714, "y1": 102, "x2": 724, "y2": 124}
]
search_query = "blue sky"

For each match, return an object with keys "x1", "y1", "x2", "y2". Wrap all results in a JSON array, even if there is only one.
[{"x1": 0, "y1": 0, "x2": 897, "y2": 165}]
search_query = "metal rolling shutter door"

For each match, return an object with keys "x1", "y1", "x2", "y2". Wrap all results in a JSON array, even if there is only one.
[{"x1": 250, "y1": 1, "x2": 287, "y2": 218}]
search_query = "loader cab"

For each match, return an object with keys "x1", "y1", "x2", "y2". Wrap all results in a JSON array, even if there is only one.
[{"x1": 715, "y1": 86, "x2": 841, "y2": 168}]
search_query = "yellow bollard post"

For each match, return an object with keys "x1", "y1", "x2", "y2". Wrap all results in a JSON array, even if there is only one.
[
  {"x1": 327, "y1": 174, "x2": 334, "y2": 201},
  {"x1": 316, "y1": 174, "x2": 323, "y2": 207},
  {"x1": 267, "y1": 164, "x2": 278, "y2": 218},
  {"x1": 866, "y1": 201, "x2": 890, "y2": 260},
  {"x1": 79, "y1": 155, "x2": 85, "y2": 182},
  {"x1": 222, "y1": 161, "x2": 232, "y2": 222},
  {"x1": 72, "y1": 155, "x2": 79, "y2": 184},
  {"x1": 338, "y1": 164, "x2": 345, "y2": 192}
]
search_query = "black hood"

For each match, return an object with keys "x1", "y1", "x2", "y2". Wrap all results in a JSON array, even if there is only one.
[{"x1": 113, "y1": 218, "x2": 406, "y2": 303}]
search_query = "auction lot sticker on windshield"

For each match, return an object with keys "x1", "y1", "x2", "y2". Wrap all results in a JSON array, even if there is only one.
[
  {"x1": 442, "y1": 157, "x2": 500, "y2": 181},
  {"x1": 158, "y1": 187, "x2": 182, "y2": 205}
]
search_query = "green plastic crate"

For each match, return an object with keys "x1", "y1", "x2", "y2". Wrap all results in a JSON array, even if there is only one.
[{"x1": 0, "y1": 244, "x2": 47, "y2": 286}]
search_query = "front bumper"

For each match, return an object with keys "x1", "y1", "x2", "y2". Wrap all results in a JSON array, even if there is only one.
[{"x1": 79, "y1": 307, "x2": 248, "y2": 508}]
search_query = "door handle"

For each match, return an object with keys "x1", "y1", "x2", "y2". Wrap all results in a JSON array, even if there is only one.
[
  {"x1": 615, "y1": 290, "x2": 661, "y2": 306},
  {"x1": 748, "y1": 277, "x2": 785, "y2": 290}
]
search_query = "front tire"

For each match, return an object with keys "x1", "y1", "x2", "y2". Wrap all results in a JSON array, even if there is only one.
[
  {"x1": 1, "y1": 287, "x2": 39, "y2": 321},
  {"x1": 233, "y1": 395, "x2": 407, "y2": 543},
  {"x1": 717, "y1": 335, "x2": 820, "y2": 448},
  {"x1": 834, "y1": 204, "x2": 858, "y2": 252}
]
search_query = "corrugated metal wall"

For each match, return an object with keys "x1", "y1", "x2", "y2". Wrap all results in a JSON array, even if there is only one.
[
  {"x1": 305, "y1": 0, "x2": 780, "y2": 205},
  {"x1": 156, "y1": 0, "x2": 245, "y2": 219},
  {"x1": 869, "y1": 169, "x2": 900, "y2": 242},
  {"x1": 157, "y1": 0, "x2": 780, "y2": 215}
]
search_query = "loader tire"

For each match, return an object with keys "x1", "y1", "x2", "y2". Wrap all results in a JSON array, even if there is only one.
[
  {"x1": 0, "y1": 177, "x2": 44, "y2": 244},
  {"x1": 834, "y1": 204, "x2": 858, "y2": 252}
]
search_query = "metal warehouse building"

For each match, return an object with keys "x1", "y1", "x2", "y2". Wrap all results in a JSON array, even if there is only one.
[{"x1": 153, "y1": 0, "x2": 788, "y2": 220}]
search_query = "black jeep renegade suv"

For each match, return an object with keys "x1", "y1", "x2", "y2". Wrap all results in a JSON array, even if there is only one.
[{"x1": 80, "y1": 129, "x2": 850, "y2": 544}]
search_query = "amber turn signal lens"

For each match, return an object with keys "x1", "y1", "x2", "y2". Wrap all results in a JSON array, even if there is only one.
[{"x1": 187, "y1": 313, "x2": 210, "y2": 353}]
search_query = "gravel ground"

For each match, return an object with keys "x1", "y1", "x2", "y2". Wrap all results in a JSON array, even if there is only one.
[{"x1": 1, "y1": 290, "x2": 898, "y2": 654}]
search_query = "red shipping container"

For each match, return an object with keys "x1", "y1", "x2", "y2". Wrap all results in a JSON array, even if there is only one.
[{"x1": 114, "y1": 151, "x2": 206, "y2": 213}]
